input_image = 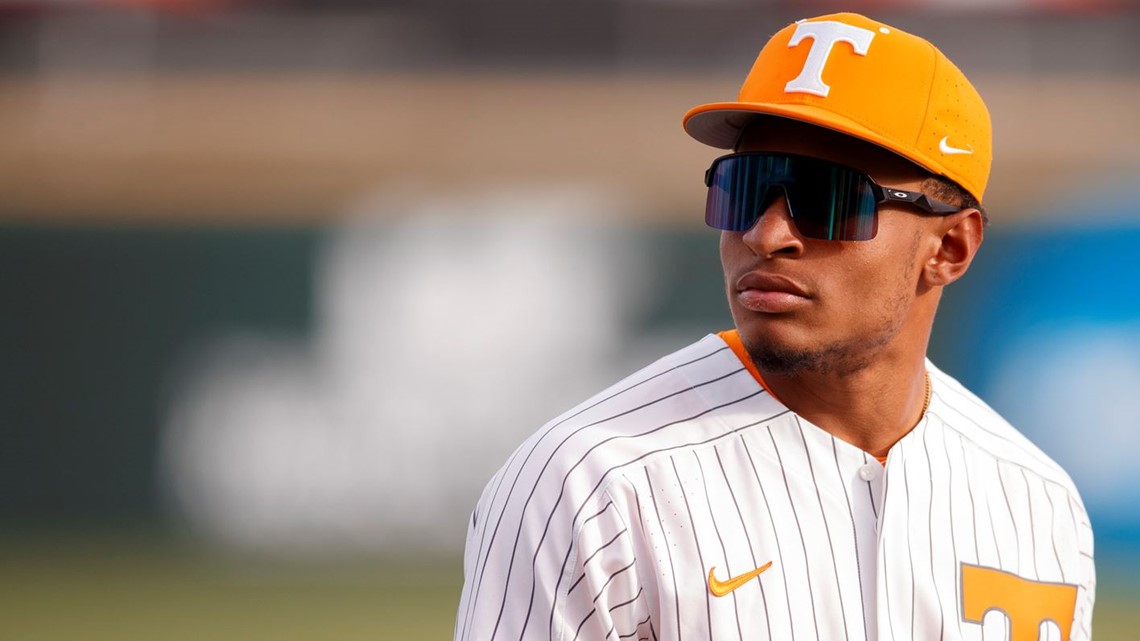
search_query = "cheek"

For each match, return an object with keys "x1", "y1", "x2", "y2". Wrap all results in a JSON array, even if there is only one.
[
  {"x1": 718, "y1": 231, "x2": 738, "y2": 257},
  {"x1": 837, "y1": 247, "x2": 920, "y2": 322},
  {"x1": 718, "y1": 232, "x2": 746, "y2": 278},
  {"x1": 822, "y1": 251, "x2": 909, "y2": 322}
]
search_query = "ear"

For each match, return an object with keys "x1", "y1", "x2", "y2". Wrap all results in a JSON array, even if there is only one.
[{"x1": 923, "y1": 208, "x2": 984, "y2": 287}]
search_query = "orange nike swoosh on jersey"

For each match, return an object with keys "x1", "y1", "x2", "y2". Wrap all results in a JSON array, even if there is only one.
[{"x1": 707, "y1": 561, "x2": 773, "y2": 597}]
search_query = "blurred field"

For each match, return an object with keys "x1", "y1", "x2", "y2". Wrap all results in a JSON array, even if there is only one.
[
  {"x1": 0, "y1": 532, "x2": 1137, "y2": 641},
  {"x1": 0, "y1": 532, "x2": 461, "y2": 641}
]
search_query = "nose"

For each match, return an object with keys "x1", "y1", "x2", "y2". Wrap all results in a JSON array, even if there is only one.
[{"x1": 739, "y1": 186, "x2": 805, "y2": 258}]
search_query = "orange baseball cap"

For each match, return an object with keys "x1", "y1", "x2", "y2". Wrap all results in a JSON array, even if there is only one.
[{"x1": 683, "y1": 13, "x2": 992, "y2": 203}]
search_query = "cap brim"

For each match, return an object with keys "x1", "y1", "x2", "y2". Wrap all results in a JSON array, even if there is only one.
[
  {"x1": 683, "y1": 101, "x2": 934, "y2": 175},
  {"x1": 684, "y1": 101, "x2": 989, "y2": 207}
]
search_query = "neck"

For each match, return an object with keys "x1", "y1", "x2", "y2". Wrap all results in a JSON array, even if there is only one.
[{"x1": 758, "y1": 349, "x2": 930, "y2": 458}]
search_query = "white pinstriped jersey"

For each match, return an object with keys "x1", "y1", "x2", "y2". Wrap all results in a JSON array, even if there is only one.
[{"x1": 455, "y1": 333, "x2": 1095, "y2": 641}]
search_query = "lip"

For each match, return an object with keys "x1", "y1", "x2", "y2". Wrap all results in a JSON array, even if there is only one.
[{"x1": 734, "y1": 271, "x2": 811, "y2": 313}]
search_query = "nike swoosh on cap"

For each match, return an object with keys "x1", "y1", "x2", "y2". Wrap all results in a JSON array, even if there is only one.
[{"x1": 939, "y1": 136, "x2": 974, "y2": 155}]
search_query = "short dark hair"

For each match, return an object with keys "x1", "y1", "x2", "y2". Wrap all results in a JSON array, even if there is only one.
[{"x1": 921, "y1": 175, "x2": 988, "y2": 225}]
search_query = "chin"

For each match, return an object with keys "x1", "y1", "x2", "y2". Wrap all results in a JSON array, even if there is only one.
[
  {"x1": 734, "y1": 309, "x2": 810, "y2": 348},
  {"x1": 746, "y1": 338, "x2": 830, "y2": 375},
  {"x1": 736, "y1": 316, "x2": 813, "y2": 371},
  {"x1": 736, "y1": 317, "x2": 872, "y2": 378}
]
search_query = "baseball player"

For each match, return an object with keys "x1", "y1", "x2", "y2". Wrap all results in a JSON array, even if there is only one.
[{"x1": 455, "y1": 13, "x2": 1094, "y2": 641}]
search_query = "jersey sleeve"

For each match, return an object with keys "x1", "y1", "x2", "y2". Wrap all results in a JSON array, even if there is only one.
[
  {"x1": 1069, "y1": 493, "x2": 1096, "y2": 641},
  {"x1": 455, "y1": 469, "x2": 656, "y2": 641},
  {"x1": 554, "y1": 482, "x2": 656, "y2": 641}
]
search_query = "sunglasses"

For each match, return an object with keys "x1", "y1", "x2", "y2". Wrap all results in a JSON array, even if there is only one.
[{"x1": 704, "y1": 152, "x2": 962, "y2": 241}]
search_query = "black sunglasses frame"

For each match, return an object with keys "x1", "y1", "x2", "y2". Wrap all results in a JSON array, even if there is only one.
[{"x1": 703, "y1": 152, "x2": 963, "y2": 238}]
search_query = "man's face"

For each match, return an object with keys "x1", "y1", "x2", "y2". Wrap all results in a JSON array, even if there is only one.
[{"x1": 720, "y1": 120, "x2": 940, "y2": 377}]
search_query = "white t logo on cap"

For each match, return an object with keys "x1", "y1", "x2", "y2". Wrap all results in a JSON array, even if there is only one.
[{"x1": 784, "y1": 20, "x2": 876, "y2": 97}]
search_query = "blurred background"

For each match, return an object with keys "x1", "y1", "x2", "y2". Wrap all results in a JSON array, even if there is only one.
[{"x1": 1, "y1": 0, "x2": 1138, "y2": 639}]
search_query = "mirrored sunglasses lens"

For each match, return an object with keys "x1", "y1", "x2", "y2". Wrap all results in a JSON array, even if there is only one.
[
  {"x1": 705, "y1": 155, "x2": 789, "y2": 231},
  {"x1": 704, "y1": 155, "x2": 879, "y2": 241},
  {"x1": 784, "y1": 164, "x2": 878, "y2": 241},
  {"x1": 706, "y1": 156, "x2": 759, "y2": 231}
]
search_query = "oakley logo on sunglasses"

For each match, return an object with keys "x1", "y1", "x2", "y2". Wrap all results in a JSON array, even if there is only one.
[{"x1": 784, "y1": 20, "x2": 877, "y2": 98}]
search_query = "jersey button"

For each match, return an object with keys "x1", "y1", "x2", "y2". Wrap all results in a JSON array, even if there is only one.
[{"x1": 858, "y1": 462, "x2": 881, "y2": 481}]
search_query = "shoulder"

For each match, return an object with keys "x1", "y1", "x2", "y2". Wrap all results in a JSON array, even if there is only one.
[
  {"x1": 485, "y1": 333, "x2": 753, "y2": 508},
  {"x1": 468, "y1": 332, "x2": 785, "y2": 545},
  {"x1": 926, "y1": 360, "x2": 1084, "y2": 500},
  {"x1": 457, "y1": 334, "x2": 773, "y2": 638}
]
